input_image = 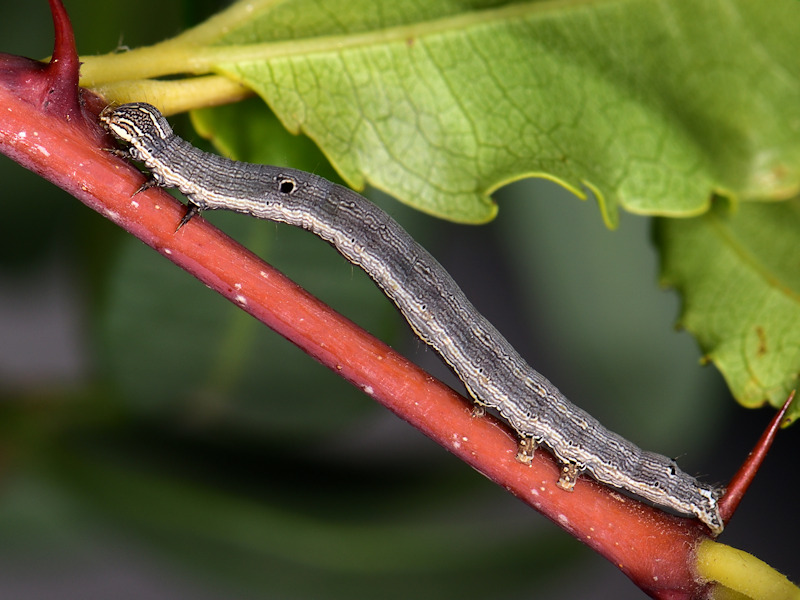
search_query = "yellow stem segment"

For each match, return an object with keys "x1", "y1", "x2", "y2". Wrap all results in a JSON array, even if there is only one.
[{"x1": 697, "y1": 540, "x2": 799, "y2": 600}]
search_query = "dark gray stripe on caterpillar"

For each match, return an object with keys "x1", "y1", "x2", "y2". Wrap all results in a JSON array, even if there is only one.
[{"x1": 101, "y1": 102, "x2": 724, "y2": 534}]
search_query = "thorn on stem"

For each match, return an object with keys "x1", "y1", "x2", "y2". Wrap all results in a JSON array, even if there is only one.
[
  {"x1": 45, "y1": 0, "x2": 80, "y2": 117},
  {"x1": 718, "y1": 390, "x2": 795, "y2": 525}
]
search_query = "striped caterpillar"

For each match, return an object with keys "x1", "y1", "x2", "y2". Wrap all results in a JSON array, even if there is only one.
[{"x1": 101, "y1": 102, "x2": 724, "y2": 534}]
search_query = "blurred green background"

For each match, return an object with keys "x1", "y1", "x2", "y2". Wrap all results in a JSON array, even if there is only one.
[{"x1": 0, "y1": 1, "x2": 796, "y2": 598}]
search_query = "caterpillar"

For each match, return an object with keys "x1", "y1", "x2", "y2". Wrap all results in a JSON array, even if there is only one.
[{"x1": 101, "y1": 102, "x2": 724, "y2": 534}]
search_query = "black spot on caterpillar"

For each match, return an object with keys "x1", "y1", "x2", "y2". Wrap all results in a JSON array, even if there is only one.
[{"x1": 101, "y1": 102, "x2": 724, "y2": 534}]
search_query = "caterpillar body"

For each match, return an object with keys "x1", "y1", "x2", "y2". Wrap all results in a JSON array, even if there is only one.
[{"x1": 101, "y1": 102, "x2": 724, "y2": 534}]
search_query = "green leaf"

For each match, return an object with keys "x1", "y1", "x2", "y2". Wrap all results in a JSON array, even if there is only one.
[
  {"x1": 657, "y1": 198, "x2": 800, "y2": 420},
  {"x1": 85, "y1": 0, "x2": 800, "y2": 226}
]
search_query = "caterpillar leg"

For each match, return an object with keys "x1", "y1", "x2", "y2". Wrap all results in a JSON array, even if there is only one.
[
  {"x1": 177, "y1": 202, "x2": 203, "y2": 230},
  {"x1": 470, "y1": 404, "x2": 486, "y2": 418},
  {"x1": 133, "y1": 177, "x2": 161, "y2": 196},
  {"x1": 557, "y1": 463, "x2": 580, "y2": 491},
  {"x1": 516, "y1": 437, "x2": 538, "y2": 464}
]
